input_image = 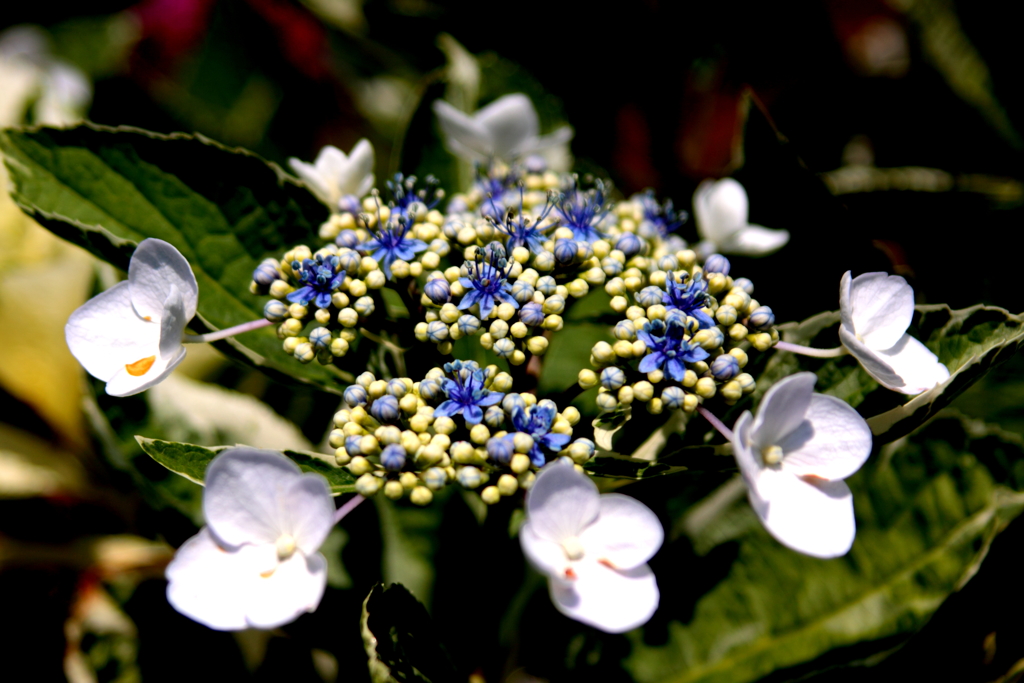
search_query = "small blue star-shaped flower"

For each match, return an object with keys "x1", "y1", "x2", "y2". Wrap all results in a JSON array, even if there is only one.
[
  {"x1": 434, "y1": 360, "x2": 504, "y2": 425},
  {"x1": 636, "y1": 318, "x2": 709, "y2": 382},
  {"x1": 663, "y1": 273, "x2": 715, "y2": 329},
  {"x1": 639, "y1": 190, "x2": 688, "y2": 237},
  {"x1": 360, "y1": 218, "x2": 427, "y2": 280},
  {"x1": 458, "y1": 247, "x2": 519, "y2": 319},
  {"x1": 511, "y1": 401, "x2": 571, "y2": 466},
  {"x1": 555, "y1": 179, "x2": 610, "y2": 243},
  {"x1": 490, "y1": 187, "x2": 558, "y2": 255},
  {"x1": 287, "y1": 255, "x2": 346, "y2": 309}
]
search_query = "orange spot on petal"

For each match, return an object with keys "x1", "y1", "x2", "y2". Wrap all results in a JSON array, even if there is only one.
[
  {"x1": 143, "y1": 316, "x2": 152, "y2": 321},
  {"x1": 125, "y1": 356, "x2": 156, "y2": 376},
  {"x1": 598, "y1": 558, "x2": 616, "y2": 569},
  {"x1": 564, "y1": 567, "x2": 577, "y2": 580},
  {"x1": 260, "y1": 569, "x2": 275, "y2": 579}
]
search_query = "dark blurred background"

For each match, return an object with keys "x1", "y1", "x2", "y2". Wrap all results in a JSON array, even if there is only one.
[{"x1": 2, "y1": 1, "x2": 1022, "y2": 681}]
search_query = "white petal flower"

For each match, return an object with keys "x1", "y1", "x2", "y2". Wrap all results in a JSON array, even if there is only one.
[
  {"x1": 288, "y1": 139, "x2": 375, "y2": 210},
  {"x1": 839, "y1": 271, "x2": 950, "y2": 394},
  {"x1": 692, "y1": 178, "x2": 789, "y2": 256},
  {"x1": 731, "y1": 372, "x2": 873, "y2": 558},
  {"x1": 166, "y1": 448, "x2": 335, "y2": 631},
  {"x1": 519, "y1": 461, "x2": 663, "y2": 633},
  {"x1": 432, "y1": 93, "x2": 573, "y2": 163},
  {"x1": 65, "y1": 238, "x2": 198, "y2": 397}
]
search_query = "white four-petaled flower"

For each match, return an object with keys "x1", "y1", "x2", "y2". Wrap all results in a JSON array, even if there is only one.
[
  {"x1": 692, "y1": 178, "x2": 789, "y2": 256},
  {"x1": 65, "y1": 238, "x2": 198, "y2": 397},
  {"x1": 165, "y1": 448, "x2": 335, "y2": 630},
  {"x1": 839, "y1": 271, "x2": 950, "y2": 395},
  {"x1": 433, "y1": 93, "x2": 573, "y2": 164},
  {"x1": 731, "y1": 372, "x2": 873, "y2": 558},
  {"x1": 288, "y1": 140, "x2": 375, "y2": 211},
  {"x1": 519, "y1": 461, "x2": 663, "y2": 633}
]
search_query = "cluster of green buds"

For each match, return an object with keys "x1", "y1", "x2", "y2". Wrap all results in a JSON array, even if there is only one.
[
  {"x1": 329, "y1": 363, "x2": 594, "y2": 506},
  {"x1": 580, "y1": 251, "x2": 778, "y2": 415}
]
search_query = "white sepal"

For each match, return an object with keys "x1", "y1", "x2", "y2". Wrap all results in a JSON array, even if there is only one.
[
  {"x1": 65, "y1": 238, "x2": 196, "y2": 396},
  {"x1": 731, "y1": 373, "x2": 872, "y2": 558},
  {"x1": 839, "y1": 271, "x2": 949, "y2": 395},
  {"x1": 288, "y1": 140, "x2": 375, "y2": 209},
  {"x1": 519, "y1": 461, "x2": 662, "y2": 633},
  {"x1": 693, "y1": 178, "x2": 788, "y2": 256},
  {"x1": 433, "y1": 93, "x2": 574, "y2": 163},
  {"x1": 165, "y1": 448, "x2": 335, "y2": 631}
]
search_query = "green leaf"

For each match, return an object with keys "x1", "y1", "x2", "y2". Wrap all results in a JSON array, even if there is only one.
[
  {"x1": 623, "y1": 413, "x2": 1024, "y2": 683},
  {"x1": 769, "y1": 304, "x2": 1024, "y2": 443},
  {"x1": 866, "y1": 304, "x2": 1024, "y2": 441},
  {"x1": 0, "y1": 123, "x2": 354, "y2": 394},
  {"x1": 135, "y1": 437, "x2": 357, "y2": 495},
  {"x1": 360, "y1": 583, "x2": 460, "y2": 683}
]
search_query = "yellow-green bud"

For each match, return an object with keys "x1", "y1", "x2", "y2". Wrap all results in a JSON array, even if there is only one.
[
  {"x1": 497, "y1": 474, "x2": 518, "y2": 496},
  {"x1": 470, "y1": 424, "x2": 490, "y2": 444},
  {"x1": 481, "y1": 485, "x2": 501, "y2": 505},
  {"x1": 489, "y1": 319, "x2": 509, "y2": 339},
  {"x1": 749, "y1": 332, "x2": 773, "y2": 351},
  {"x1": 695, "y1": 377, "x2": 717, "y2": 398},
  {"x1": 269, "y1": 280, "x2": 295, "y2": 299},
  {"x1": 349, "y1": 456, "x2": 373, "y2": 476},
  {"x1": 338, "y1": 308, "x2": 359, "y2": 327},
  {"x1": 497, "y1": 302, "x2": 517, "y2": 321},
  {"x1": 720, "y1": 380, "x2": 743, "y2": 402},
  {"x1": 683, "y1": 394, "x2": 699, "y2": 413},
  {"x1": 335, "y1": 449, "x2": 351, "y2": 466},
  {"x1": 282, "y1": 336, "x2": 305, "y2": 354},
  {"x1": 384, "y1": 480, "x2": 405, "y2": 499},
  {"x1": 347, "y1": 279, "x2": 367, "y2": 297},
  {"x1": 365, "y1": 270, "x2": 386, "y2": 289},
  {"x1": 729, "y1": 348, "x2": 749, "y2": 368},
  {"x1": 513, "y1": 432, "x2": 535, "y2": 454},
  {"x1": 510, "y1": 453, "x2": 532, "y2": 474},
  {"x1": 280, "y1": 318, "x2": 304, "y2": 338},
  {"x1": 578, "y1": 368, "x2": 599, "y2": 389},
  {"x1": 633, "y1": 381, "x2": 654, "y2": 402},
  {"x1": 355, "y1": 473, "x2": 382, "y2": 496},
  {"x1": 358, "y1": 435, "x2": 381, "y2": 455},
  {"x1": 410, "y1": 487, "x2": 433, "y2": 506},
  {"x1": 527, "y1": 336, "x2": 549, "y2": 355},
  {"x1": 716, "y1": 305, "x2": 738, "y2": 326},
  {"x1": 434, "y1": 416, "x2": 456, "y2": 435},
  {"x1": 613, "y1": 340, "x2": 635, "y2": 358},
  {"x1": 416, "y1": 444, "x2": 445, "y2": 466},
  {"x1": 293, "y1": 342, "x2": 315, "y2": 363}
]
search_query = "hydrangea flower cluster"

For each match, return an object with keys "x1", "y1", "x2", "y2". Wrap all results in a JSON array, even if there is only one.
[
  {"x1": 579, "y1": 251, "x2": 776, "y2": 415},
  {"x1": 328, "y1": 361, "x2": 594, "y2": 506},
  {"x1": 57, "y1": 93, "x2": 959, "y2": 640}
]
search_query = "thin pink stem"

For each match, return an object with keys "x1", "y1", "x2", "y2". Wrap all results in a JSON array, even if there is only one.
[
  {"x1": 334, "y1": 494, "x2": 365, "y2": 524},
  {"x1": 697, "y1": 404, "x2": 735, "y2": 442},
  {"x1": 183, "y1": 318, "x2": 272, "y2": 344},
  {"x1": 774, "y1": 340, "x2": 848, "y2": 358}
]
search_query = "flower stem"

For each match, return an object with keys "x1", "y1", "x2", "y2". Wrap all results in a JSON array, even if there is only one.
[
  {"x1": 697, "y1": 404, "x2": 734, "y2": 442},
  {"x1": 182, "y1": 318, "x2": 272, "y2": 344},
  {"x1": 774, "y1": 341, "x2": 848, "y2": 358},
  {"x1": 334, "y1": 494, "x2": 365, "y2": 524}
]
